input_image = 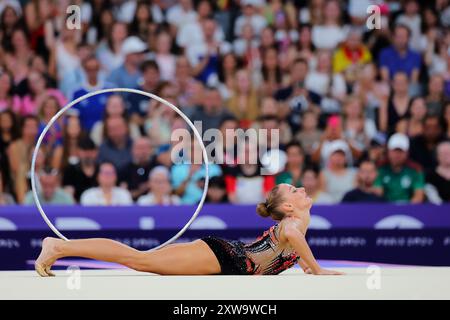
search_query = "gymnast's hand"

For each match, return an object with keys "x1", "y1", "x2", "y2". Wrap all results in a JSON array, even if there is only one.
[{"x1": 312, "y1": 268, "x2": 345, "y2": 276}]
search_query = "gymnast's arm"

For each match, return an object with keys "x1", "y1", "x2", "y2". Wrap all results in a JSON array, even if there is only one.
[{"x1": 282, "y1": 221, "x2": 344, "y2": 276}]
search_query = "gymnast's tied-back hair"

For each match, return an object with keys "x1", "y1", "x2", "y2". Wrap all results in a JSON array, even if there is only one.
[{"x1": 256, "y1": 185, "x2": 285, "y2": 221}]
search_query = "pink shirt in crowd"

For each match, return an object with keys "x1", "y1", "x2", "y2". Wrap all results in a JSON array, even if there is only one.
[{"x1": 13, "y1": 89, "x2": 67, "y2": 116}]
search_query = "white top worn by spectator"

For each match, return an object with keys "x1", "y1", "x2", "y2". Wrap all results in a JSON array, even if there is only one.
[
  {"x1": 305, "y1": 72, "x2": 346, "y2": 99},
  {"x1": 311, "y1": 25, "x2": 346, "y2": 50},
  {"x1": 396, "y1": 15, "x2": 422, "y2": 52},
  {"x1": 322, "y1": 168, "x2": 357, "y2": 203},
  {"x1": 80, "y1": 187, "x2": 133, "y2": 206},
  {"x1": 137, "y1": 194, "x2": 181, "y2": 205},
  {"x1": 177, "y1": 21, "x2": 225, "y2": 48},
  {"x1": 115, "y1": 1, "x2": 164, "y2": 24},
  {"x1": 234, "y1": 14, "x2": 267, "y2": 37},
  {"x1": 56, "y1": 40, "x2": 80, "y2": 80},
  {"x1": 233, "y1": 38, "x2": 259, "y2": 57},
  {"x1": 96, "y1": 41, "x2": 125, "y2": 75},
  {"x1": 166, "y1": 3, "x2": 197, "y2": 29}
]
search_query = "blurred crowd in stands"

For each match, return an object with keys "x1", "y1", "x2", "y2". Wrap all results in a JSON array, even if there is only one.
[{"x1": 0, "y1": 0, "x2": 450, "y2": 206}]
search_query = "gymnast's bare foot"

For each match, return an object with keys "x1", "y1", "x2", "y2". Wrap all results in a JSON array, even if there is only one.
[{"x1": 35, "y1": 237, "x2": 63, "y2": 277}]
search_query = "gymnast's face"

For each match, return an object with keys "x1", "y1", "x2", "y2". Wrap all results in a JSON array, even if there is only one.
[{"x1": 278, "y1": 184, "x2": 313, "y2": 214}]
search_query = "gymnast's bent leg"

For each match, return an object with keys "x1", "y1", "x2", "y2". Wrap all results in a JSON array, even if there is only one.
[{"x1": 35, "y1": 237, "x2": 222, "y2": 276}]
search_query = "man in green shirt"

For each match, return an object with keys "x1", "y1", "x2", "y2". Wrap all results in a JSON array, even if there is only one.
[
  {"x1": 374, "y1": 133, "x2": 425, "y2": 203},
  {"x1": 24, "y1": 168, "x2": 74, "y2": 205}
]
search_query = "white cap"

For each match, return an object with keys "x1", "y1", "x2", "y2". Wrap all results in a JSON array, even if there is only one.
[
  {"x1": 121, "y1": 36, "x2": 148, "y2": 56},
  {"x1": 388, "y1": 133, "x2": 410, "y2": 151},
  {"x1": 327, "y1": 139, "x2": 349, "y2": 156}
]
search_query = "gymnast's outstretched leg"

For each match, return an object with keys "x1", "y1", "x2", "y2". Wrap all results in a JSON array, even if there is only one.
[{"x1": 35, "y1": 237, "x2": 222, "y2": 277}]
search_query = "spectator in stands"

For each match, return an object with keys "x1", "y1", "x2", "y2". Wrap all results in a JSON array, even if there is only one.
[
  {"x1": 224, "y1": 142, "x2": 274, "y2": 204},
  {"x1": 0, "y1": 171, "x2": 15, "y2": 205},
  {"x1": 152, "y1": 30, "x2": 176, "y2": 82},
  {"x1": 144, "y1": 82, "x2": 179, "y2": 146},
  {"x1": 213, "y1": 115, "x2": 239, "y2": 165},
  {"x1": 379, "y1": 72, "x2": 412, "y2": 135},
  {"x1": 174, "y1": 57, "x2": 198, "y2": 111},
  {"x1": 107, "y1": 36, "x2": 147, "y2": 88},
  {"x1": 172, "y1": 138, "x2": 222, "y2": 204},
  {"x1": 166, "y1": 0, "x2": 197, "y2": 31},
  {"x1": 396, "y1": 96, "x2": 427, "y2": 138},
  {"x1": 409, "y1": 115, "x2": 444, "y2": 169},
  {"x1": 342, "y1": 160, "x2": 384, "y2": 203},
  {"x1": 205, "y1": 176, "x2": 228, "y2": 203},
  {"x1": 333, "y1": 27, "x2": 372, "y2": 86},
  {"x1": 119, "y1": 137, "x2": 153, "y2": 202},
  {"x1": 176, "y1": 0, "x2": 224, "y2": 50},
  {"x1": 0, "y1": 69, "x2": 21, "y2": 111},
  {"x1": 187, "y1": 17, "x2": 224, "y2": 86},
  {"x1": 191, "y1": 86, "x2": 232, "y2": 133},
  {"x1": 260, "y1": 46, "x2": 282, "y2": 96},
  {"x1": 72, "y1": 55, "x2": 112, "y2": 131},
  {"x1": 96, "y1": 21, "x2": 127, "y2": 74},
  {"x1": 312, "y1": 115, "x2": 360, "y2": 167},
  {"x1": 276, "y1": 141, "x2": 304, "y2": 187},
  {"x1": 36, "y1": 96, "x2": 63, "y2": 170},
  {"x1": 80, "y1": 162, "x2": 132, "y2": 206},
  {"x1": 234, "y1": 0, "x2": 267, "y2": 38},
  {"x1": 343, "y1": 96, "x2": 378, "y2": 151},
  {"x1": 426, "y1": 141, "x2": 450, "y2": 202},
  {"x1": 275, "y1": 58, "x2": 319, "y2": 131},
  {"x1": 374, "y1": 133, "x2": 425, "y2": 203},
  {"x1": 302, "y1": 166, "x2": 334, "y2": 204},
  {"x1": 425, "y1": 74, "x2": 445, "y2": 116},
  {"x1": 24, "y1": 167, "x2": 74, "y2": 205},
  {"x1": 7, "y1": 115, "x2": 39, "y2": 203},
  {"x1": 19, "y1": 71, "x2": 67, "y2": 116},
  {"x1": 62, "y1": 137, "x2": 98, "y2": 203},
  {"x1": 379, "y1": 24, "x2": 421, "y2": 82},
  {"x1": 98, "y1": 116, "x2": 133, "y2": 172},
  {"x1": 137, "y1": 166, "x2": 180, "y2": 205},
  {"x1": 311, "y1": 0, "x2": 346, "y2": 50},
  {"x1": 52, "y1": 23, "x2": 82, "y2": 82},
  {"x1": 90, "y1": 94, "x2": 141, "y2": 146},
  {"x1": 395, "y1": 0, "x2": 422, "y2": 52},
  {"x1": 353, "y1": 63, "x2": 390, "y2": 123},
  {"x1": 3, "y1": 28, "x2": 33, "y2": 85},
  {"x1": 57, "y1": 42, "x2": 95, "y2": 99},
  {"x1": 319, "y1": 140, "x2": 357, "y2": 203},
  {"x1": 61, "y1": 114, "x2": 85, "y2": 170},
  {"x1": 0, "y1": 109, "x2": 19, "y2": 192},
  {"x1": 295, "y1": 110, "x2": 322, "y2": 156},
  {"x1": 254, "y1": 99, "x2": 292, "y2": 146},
  {"x1": 126, "y1": 59, "x2": 161, "y2": 123},
  {"x1": 0, "y1": 4, "x2": 22, "y2": 54},
  {"x1": 226, "y1": 69, "x2": 259, "y2": 126},
  {"x1": 366, "y1": 134, "x2": 387, "y2": 166},
  {"x1": 305, "y1": 50, "x2": 347, "y2": 110}
]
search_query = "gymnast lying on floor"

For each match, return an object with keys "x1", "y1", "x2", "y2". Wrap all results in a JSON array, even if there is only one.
[{"x1": 35, "y1": 184, "x2": 343, "y2": 276}]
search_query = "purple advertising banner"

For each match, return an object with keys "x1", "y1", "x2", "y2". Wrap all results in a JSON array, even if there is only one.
[{"x1": 0, "y1": 204, "x2": 449, "y2": 230}]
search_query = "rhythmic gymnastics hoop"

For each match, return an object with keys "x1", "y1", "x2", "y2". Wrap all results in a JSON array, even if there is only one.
[{"x1": 31, "y1": 88, "x2": 209, "y2": 252}]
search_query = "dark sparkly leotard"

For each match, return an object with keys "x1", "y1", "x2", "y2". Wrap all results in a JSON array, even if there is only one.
[{"x1": 201, "y1": 223, "x2": 300, "y2": 275}]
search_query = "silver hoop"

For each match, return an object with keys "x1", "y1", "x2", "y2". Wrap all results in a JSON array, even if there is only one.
[{"x1": 31, "y1": 88, "x2": 209, "y2": 252}]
